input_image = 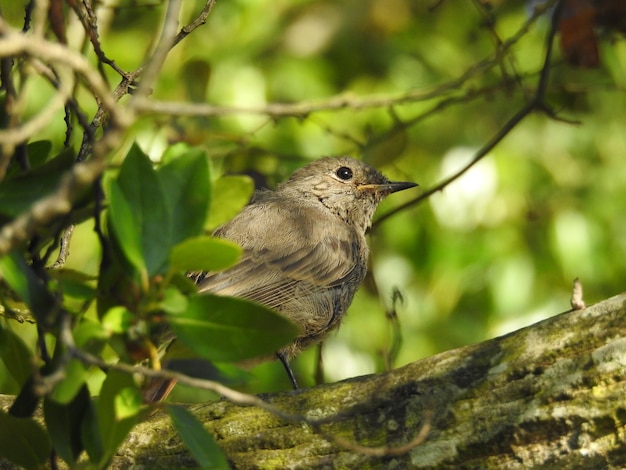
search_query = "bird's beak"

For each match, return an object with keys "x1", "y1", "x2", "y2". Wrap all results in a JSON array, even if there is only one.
[{"x1": 358, "y1": 181, "x2": 418, "y2": 194}]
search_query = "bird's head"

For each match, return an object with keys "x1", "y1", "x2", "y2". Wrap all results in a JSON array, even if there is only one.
[{"x1": 280, "y1": 156, "x2": 417, "y2": 233}]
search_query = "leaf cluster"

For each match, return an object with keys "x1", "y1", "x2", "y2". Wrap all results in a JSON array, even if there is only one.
[{"x1": 0, "y1": 142, "x2": 297, "y2": 469}]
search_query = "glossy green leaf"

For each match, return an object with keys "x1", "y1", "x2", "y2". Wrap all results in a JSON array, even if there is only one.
[
  {"x1": 26, "y1": 140, "x2": 52, "y2": 168},
  {"x1": 167, "y1": 294, "x2": 299, "y2": 362},
  {"x1": 167, "y1": 405, "x2": 229, "y2": 470},
  {"x1": 49, "y1": 358, "x2": 87, "y2": 404},
  {"x1": 0, "y1": 411, "x2": 51, "y2": 469},
  {"x1": 101, "y1": 306, "x2": 134, "y2": 334},
  {"x1": 108, "y1": 179, "x2": 146, "y2": 277},
  {"x1": 161, "y1": 142, "x2": 192, "y2": 164},
  {"x1": 0, "y1": 327, "x2": 32, "y2": 387},
  {"x1": 73, "y1": 320, "x2": 109, "y2": 353},
  {"x1": 207, "y1": 175, "x2": 253, "y2": 229},
  {"x1": 160, "y1": 286, "x2": 189, "y2": 315},
  {"x1": 96, "y1": 369, "x2": 143, "y2": 468},
  {"x1": 170, "y1": 236, "x2": 241, "y2": 273},
  {"x1": 114, "y1": 387, "x2": 143, "y2": 421},
  {"x1": 115, "y1": 143, "x2": 171, "y2": 276},
  {"x1": 158, "y1": 147, "x2": 211, "y2": 245},
  {"x1": 0, "y1": 251, "x2": 57, "y2": 327},
  {"x1": 44, "y1": 385, "x2": 91, "y2": 464},
  {"x1": 50, "y1": 320, "x2": 107, "y2": 403}
]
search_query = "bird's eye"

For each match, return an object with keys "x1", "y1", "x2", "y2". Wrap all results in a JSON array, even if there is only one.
[{"x1": 336, "y1": 166, "x2": 353, "y2": 181}]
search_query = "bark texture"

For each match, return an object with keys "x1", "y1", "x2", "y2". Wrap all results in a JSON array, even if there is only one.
[
  {"x1": 120, "y1": 292, "x2": 626, "y2": 468},
  {"x1": 2, "y1": 292, "x2": 626, "y2": 469}
]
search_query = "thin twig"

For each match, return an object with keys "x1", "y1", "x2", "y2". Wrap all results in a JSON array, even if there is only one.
[
  {"x1": 52, "y1": 225, "x2": 75, "y2": 268},
  {"x1": 133, "y1": 2, "x2": 552, "y2": 120},
  {"x1": 172, "y1": 0, "x2": 217, "y2": 49},
  {"x1": 373, "y1": 0, "x2": 566, "y2": 228},
  {"x1": 130, "y1": 0, "x2": 183, "y2": 103},
  {"x1": 60, "y1": 310, "x2": 430, "y2": 457}
]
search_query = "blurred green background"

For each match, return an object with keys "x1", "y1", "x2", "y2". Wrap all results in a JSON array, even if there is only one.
[{"x1": 2, "y1": 0, "x2": 626, "y2": 396}]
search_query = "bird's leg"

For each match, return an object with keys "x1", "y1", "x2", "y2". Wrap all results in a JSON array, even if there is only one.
[{"x1": 277, "y1": 352, "x2": 299, "y2": 389}]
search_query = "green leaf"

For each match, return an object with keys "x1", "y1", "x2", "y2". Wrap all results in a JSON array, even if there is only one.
[
  {"x1": 167, "y1": 294, "x2": 299, "y2": 362},
  {"x1": 96, "y1": 369, "x2": 143, "y2": 468},
  {"x1": 0, "y1": 149, "x2": 74, "y2": 217},
  {"x1": 115, "y1": 143, "x2": 172, "y2": 276},
  {"x1": 50, "y1": 269, "x2": 97, "y2": 300},
  {"x1": 181, "y1": 60, "x2": 212, "y2": 103},
  {"x1": 0, "y1": 251, "x2": 57, "y2": 327},
  {"x1": 9, "y1": 377, "x2": 40, "y2": 418},
  {"x1": 80, "y1": 398, "x2": 104, "y2": 466},
  {"x1": 114, "y1": 387, "x2": 143, "y2": 421},
  {"x1": 164, "y1": 358, "x2": 251, "y2": 385},
  {"x1": 101, "y1": 306, "x2": 134, "y2": 334},
  {"x1": 0, "y1": 326, "x2": 32, "y2": 387},
  {"x1": 44, "y1": 385, "x2": 91, "y2": 465},
  {"x1": 107, "y1": 179, "x2": 146, "y2": 278},
  {"x1": 207, "y1": 175, "x2": 253, "y2": 229},
  {"x1": 73, "y1": 319, "x2": 109, "y2": 353},
  {"x1": 170, "y1": 236, "x2": 241, "y2": 273},
  {"x1": 158, "y1": 147, "x2": 211, "y2": 245},
  {"x1": 25, "y1": 140, "x2": 52, "y2": 170},
  {"x1": 49, "y1": 358, "x2": 87, "y2": 404},
  {"x1": 160, "y1": 286, "x2": 189, "y2": 315},
  {"x1": 167, "y1": 405, "x2": 230, "y2": 470},
  {"x1": 0, "y1": 410, "x2": 51, "y2": 469},
  {"x1": 161, "y1": 142, "x2": 193, "y2": 164}
]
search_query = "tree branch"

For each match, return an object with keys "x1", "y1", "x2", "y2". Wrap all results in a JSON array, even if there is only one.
[{"x1": 2, "y1": 290, "x2": 615, "y2": 469}]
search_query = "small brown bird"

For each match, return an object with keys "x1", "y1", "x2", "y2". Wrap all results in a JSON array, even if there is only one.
[{"x1": 146, "y1": 156, "x2": 416, "y2": 400}]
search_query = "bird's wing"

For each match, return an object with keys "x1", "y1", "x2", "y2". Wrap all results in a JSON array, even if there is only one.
[{"x1": 194, "y1": 199, "x2": 361, "y2": 321}]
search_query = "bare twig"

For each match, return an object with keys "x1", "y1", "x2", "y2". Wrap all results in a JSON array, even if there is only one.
[
  {"x1": 0, "y1": 19, "x2": 130, "y2": 137},
  {"x1": 59, "y1": 311, "x2": 430, "y2": 457},
  {"x1": 130, "y1": 0, "x2": 183, "y2": 103},
  {"x1": 51, "y1": 224, "x2": 75, "y2": 268},
  {"x1": 373, "y1": 0, "x2": 566, "y2": 228},
  {"x1": 133, "y1": 1, "x2": 552, "y2": 120},
  {"x1": 172, "y1": 0, "x2": 217, "y2": 48}
]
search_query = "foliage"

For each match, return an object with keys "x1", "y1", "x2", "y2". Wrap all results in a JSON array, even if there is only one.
[{"x1": 1, "y1": 0, "x2": 626, "y2": 468}]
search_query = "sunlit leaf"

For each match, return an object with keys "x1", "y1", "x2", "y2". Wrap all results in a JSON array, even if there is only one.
[
  {"x1": 115, "y1": 143, "x2": 171, "y2": 276},
  {"x1": 160, "y1": 286, "x2": 189, "y2": 315},
  {"x1": 207, "y1": 175, "x2": 253, "y2": 229},
  {"x1": 49, "y1": 359, "x2": 87, "y2": 404},
  {"x1": 167, "y1": 294, "x2": 299, "y2": 363},
  {"x1": 170, "y1": 236, "x2": 241, "y2": 273},
  {"x1": 108, "y1": 179, "x2": 146, "y2": 277},
  {"x1": 114, "y1": 387, "x2": 143, "y2": 421},
  {"x1": 101, "y1": 306, "x2": 134, "y2": 334},
  {"x1": 158, "y1": 147, "x2": 211, "y2": 245}
]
